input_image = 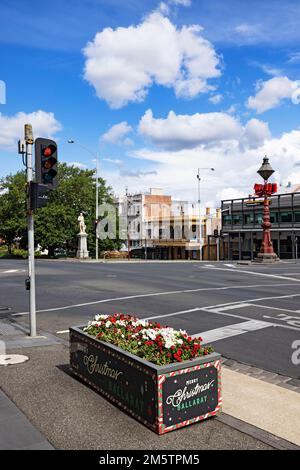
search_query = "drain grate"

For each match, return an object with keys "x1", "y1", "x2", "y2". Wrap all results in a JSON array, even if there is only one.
[
  {"x1": 0, "y1": 354, "x2": 29, "y2": 365},
  {"x1": 0, "y1": 320, "x2": 23, "y2": 336}
]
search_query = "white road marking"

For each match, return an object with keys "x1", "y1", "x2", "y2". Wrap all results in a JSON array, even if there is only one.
[
  {"x1": 204, "y1": 264, "x2": 215, "y2": 267},
  {"x1": 57, "y1": 301, "x2": 300, "y2": 334},
  {"x1": 0, "y1": 269, "x2": 25, "y2": 274},
  {"x1": 216, "y1": 303, "x2": 252, "y2": 311},
  {"x1": 144, "y1": 308, "x2": 200, "y2": 321},
  {"x1": 202, "y1": 266, "x2": 300, "y2": 282},
  {"x1": 223, "y1": 264, "x2": 236, "y2": 268},
  {"x1": 11, "y1": 283, "x2": 296, "y2": 316},
  {"x1": 56, "y1": 330, "x2": 69, "y2": 334},
  {"x1": 192, "y1": 320, "x2": 272, "y2": 343},
  {"x1": 249, "y1": 303, "x2": 300, "y2": 315},
  {"x1": 263, "y1": 314, "x2": 300, "y2": 328},
  {"x1": 281, "y1": 273, "x2": 300, "y2": 276},
  {"x1": 204, "y1": 293, "x2": 300, "y2": 311}
]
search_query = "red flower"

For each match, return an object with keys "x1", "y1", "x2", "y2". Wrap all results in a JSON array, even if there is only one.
[{"x1": 174, "y1": 354, "x2": 182, "y2": 362}]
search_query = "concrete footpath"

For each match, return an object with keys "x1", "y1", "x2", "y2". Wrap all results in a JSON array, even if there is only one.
[
  {"x1": 222, "y1": 368, "x2": 300, "y2": 447},
  {"x1": 0, "y1": 340, "x2": 299, "y2": 450}
]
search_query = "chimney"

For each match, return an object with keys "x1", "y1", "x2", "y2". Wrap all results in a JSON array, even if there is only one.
[{"x1": 206, "y1": 207, "x2": 211, "y2": 216}]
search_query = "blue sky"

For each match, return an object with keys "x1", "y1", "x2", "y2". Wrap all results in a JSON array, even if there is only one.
[{"x1": 1, "y1": 0, "x2": 300, "y2": 204}]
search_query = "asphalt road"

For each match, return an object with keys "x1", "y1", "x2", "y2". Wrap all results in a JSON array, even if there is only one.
[{"x1": 1, "y1": 258, "x2": 300, "y2": 379}]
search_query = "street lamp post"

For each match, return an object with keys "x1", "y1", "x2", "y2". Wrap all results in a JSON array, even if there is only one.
[
  {"x1": 197, "y1": 168, "x2": 215, "y2": 261},
  {"x1": 254, "y1": 156, "x2": 280, "y2": 263},
  {"x1": 67, "y1": 139, "x2": 99, "y2": 261}
]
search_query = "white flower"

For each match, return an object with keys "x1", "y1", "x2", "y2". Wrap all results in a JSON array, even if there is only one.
[
  {"x1": 95, "y1": 314, "x2": 109, "y2": 321},
  {"x1": 87, "y1": 320, "x2": 101, "y2": 327},
  {"x1": 137, "y1": 319, "x2": 149, "y2": 327},
  {"x1": 141, "y1": 328, "x2": 157, "y2": 340},
  {"x1": 105, "y1": 321, "x2": 112, "y2": 328}
]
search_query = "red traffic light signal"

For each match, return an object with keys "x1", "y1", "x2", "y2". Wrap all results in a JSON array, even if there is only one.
[{"x1": 35, "y1": 138, "x2": 58, "y2": 188}]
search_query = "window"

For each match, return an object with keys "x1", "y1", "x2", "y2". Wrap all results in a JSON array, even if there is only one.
[
  {"x1": 270, "y1": 212, "x2": 278, "y2": 224},
  {"x1": 280, "y1": 212, "x2": 292, "y2": 223},
  {"x1": 222, "y1": 214, "x2": 232, "y2": 225},
  {"x1": 255, "y1": 212, "x2": 263, "y2": 224},
  {"x1": 295, "y1": 212, "x2": 300, "y2": 223},
  {"x1": 244, "y1": 212, "x2": 254, "y2": 225},
  {"x1": 232, "y1": 214, "x2": 242, "y2": 225}
]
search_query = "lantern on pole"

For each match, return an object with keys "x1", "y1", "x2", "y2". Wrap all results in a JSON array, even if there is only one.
[{"x1": 254, "y1": 157, "x2": 280, "y2": 263}]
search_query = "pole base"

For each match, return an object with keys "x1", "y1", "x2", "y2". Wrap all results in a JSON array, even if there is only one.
[{"x1": 253, "y1": 253, "x2": 281, "y2": 263}]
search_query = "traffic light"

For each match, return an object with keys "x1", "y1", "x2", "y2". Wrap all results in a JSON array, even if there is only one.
[
  {"x1": 28, "y1": 182, "x2": 49, "y2": 210},
  {"x1": 35, "y1": 138, "x2": 58, "y2": 188}
]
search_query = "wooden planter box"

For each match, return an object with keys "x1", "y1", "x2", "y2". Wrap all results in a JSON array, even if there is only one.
[{"x1": 70, "y1": 326, "x2": 222, "y2": 434}]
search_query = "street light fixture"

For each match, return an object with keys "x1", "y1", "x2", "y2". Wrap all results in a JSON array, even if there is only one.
[
  {"x1": 257, "y1": 156, "x2": 275, "y2": 181},
  {"x1": 197, "y1": 167, "x2": 215, "y2": 261},
  {"x1": 67, "y1": 139, "x2": 100, "y2": 261},
  {"x1": 254, "y1": 156, "x2": 279, "y2": 263}
]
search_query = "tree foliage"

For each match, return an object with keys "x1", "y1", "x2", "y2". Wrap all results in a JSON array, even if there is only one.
[
  {"x1": 0, "y1": 163, "x2": 121, "y2": 256},
  {"x1": 0, "y1": 171, "x2": 27, "y2": 252}
]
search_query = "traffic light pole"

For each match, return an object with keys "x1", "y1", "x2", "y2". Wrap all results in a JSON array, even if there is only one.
[
  {"x1": 96, "y1": 156, "x2": 99, "y2": 262},
  {"x1": 25, "y1": 125, "x2": 37, "y2": 337}
]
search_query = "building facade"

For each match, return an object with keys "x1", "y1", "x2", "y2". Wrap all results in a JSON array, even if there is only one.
[
  {"x1": 115, "y1": 189, "x2": 221, "y2": 260},
  {"x1": 221, "y1": 191, "x2": 300, "y2": 260}
]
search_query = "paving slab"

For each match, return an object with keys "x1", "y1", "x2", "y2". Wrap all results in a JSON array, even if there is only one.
[
  {"x1": 222, "y1": 368, "x2": 300, "y2": 446},
  {"x1": 0, "y1": 390, "x2": 53, "y2": 450}
]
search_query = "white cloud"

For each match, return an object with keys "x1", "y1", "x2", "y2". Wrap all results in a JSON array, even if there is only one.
[
  {"x1": 102, "y1": 124, "x2": 300, "y2": 210},
  {"x1": 69, "y1": 162, "x2": 87, "y2": 170},
  {"x1": 0, "y1": 110, "x2": 62, "y2": 151},
  {"x1": 247, "y1": 76, "x2": 300, "y2": 113},
  {"x1": 170, "y1": 0, "x2": 192, "y2": 6},
  {"x1": 287, "y1": 52, "x2": 300, "y2": 64},
  {"x1": 249, "y1": 61, "x2": 282, "y2": 77},
  {"x1": 101, "y1": 121, "x2": 132, "y2": 145},
  {"x1": 209, "y1": 94, "x2": 223, "y2": 104},
  {"x1": 83, "y1": 11, "x2": 220, "y2": 108},
  {"x1": 243, "y1": 118, "x2": 271, "y2": 148},
  {"x1": 138, "y1": 109, "x2": 271, "y2": 151},
  {"x1": 234, "y1": 23, "x2": 265, "y2": 43},
  {"x1": 138, "y1": 109, "x2": 243, "y2": 150},
  {"x1": 103, "y1": 158, "x2": 123, "y2": 165}
]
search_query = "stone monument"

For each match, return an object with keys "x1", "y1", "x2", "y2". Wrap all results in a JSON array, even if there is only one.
[{"x1": 76, "y1": 212, "x2": 89, "y2": 259}]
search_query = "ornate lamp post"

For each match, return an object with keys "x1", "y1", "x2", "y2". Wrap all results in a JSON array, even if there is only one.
[{"x1": 254, "y1": 157, "x2": 280, "y2": 263}]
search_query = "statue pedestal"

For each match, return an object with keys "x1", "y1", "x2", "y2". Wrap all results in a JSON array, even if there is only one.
[{"x1": 76, "y1": 232, "x2": 89, "y2": 259}]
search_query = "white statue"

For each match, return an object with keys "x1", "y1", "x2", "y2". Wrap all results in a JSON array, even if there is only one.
[{"x1": 78, "y1": 212, "x2": 86, "y2": 234}]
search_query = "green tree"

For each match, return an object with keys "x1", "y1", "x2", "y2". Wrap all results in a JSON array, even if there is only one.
[
  {"x1": 0, "y1": 171, "x2": 27, "y2": 253},
  {"x1": 35, "y1": 163, "x2": 121, "y2": 256},
  {"x1": 0, "y1": 163, "x2": 122, "y2": 257}
]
